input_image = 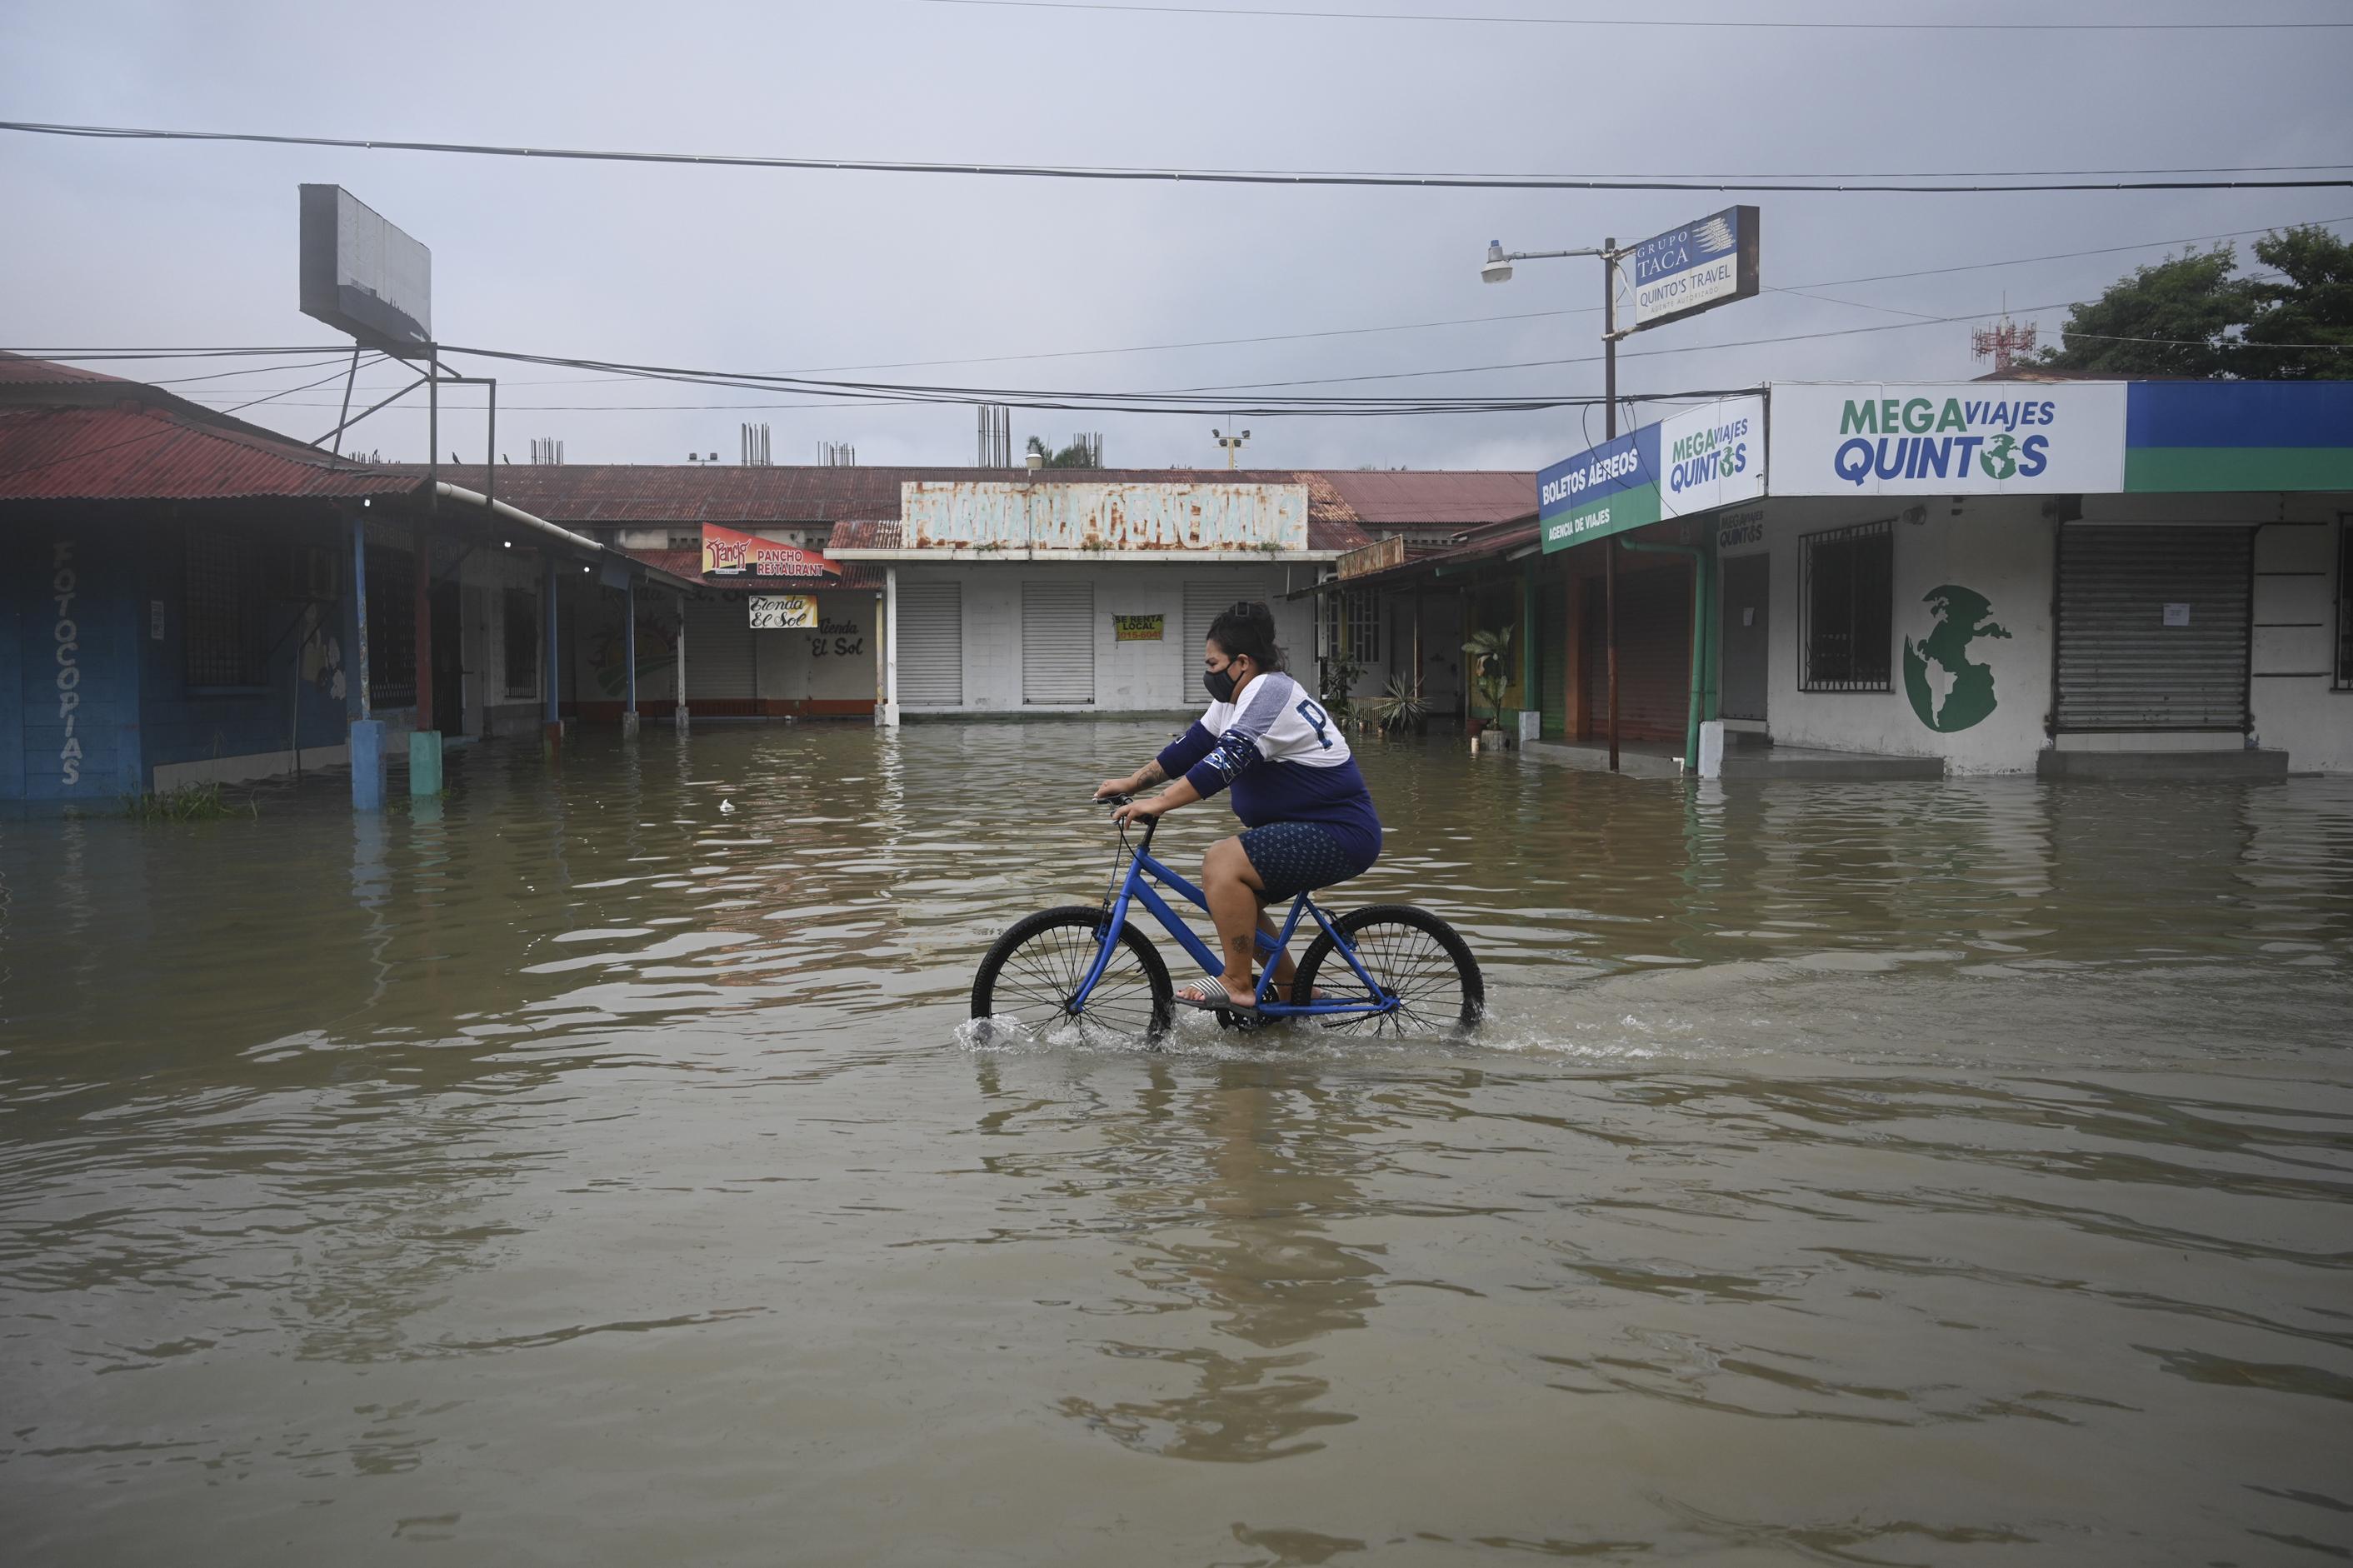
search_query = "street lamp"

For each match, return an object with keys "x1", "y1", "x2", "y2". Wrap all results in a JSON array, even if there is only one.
[{"x1": 1481, "y1": 232, "x2": 1636, "y2": 772}]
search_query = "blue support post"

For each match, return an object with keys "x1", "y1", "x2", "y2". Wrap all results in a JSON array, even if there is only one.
[{"x1": 348, "y1": 513, "x2": 385, "y2": 811}]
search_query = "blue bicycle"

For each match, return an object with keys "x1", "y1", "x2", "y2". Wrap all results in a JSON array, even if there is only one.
[{"x1": 972, "y1": 796, "x2": 1484, "y2": 1041}]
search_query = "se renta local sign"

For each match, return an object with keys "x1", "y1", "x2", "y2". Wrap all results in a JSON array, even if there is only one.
[
  {"x1": 1630, "y1": 206, "x2": 1760, "y2": 332},
  {"x1": 1766, "y1": 382, "x2": 2128, "y2": 496},
  {"x1": 1539, "y1": 395, "x2": 1766, "y2": 553}
]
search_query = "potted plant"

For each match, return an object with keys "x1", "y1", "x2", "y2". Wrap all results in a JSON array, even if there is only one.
[
  {"x1": 1371, "y1": 674, "x2": 1428, "y2": 737},
  {"x1": 1461, "y1": 627, "x2": 1515, "y2": 748}
]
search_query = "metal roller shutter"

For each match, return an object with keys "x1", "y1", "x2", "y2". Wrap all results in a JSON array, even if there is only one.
[
  {"x1": 1582, "y1": 562, "x2": 1691, "y2": 742},
  {"x1": 1182, "y1": 578, "x2": 1268, "y2": 679},
  {"x1": 1540, "y1": 581, "x2": 1568, "y2": 737},
  {"x1": 1022, "y1": 579, "x2": 1096, "y2": 705},
  {"x1": 2056, "y1": 526, "x2": 2251, "y2": 732},
  {"x1": 684, "y1": 595, "x2": 756, "y2": 702},
  {"x1": 897, "y1": 582, "x2": 964, "y2": 707}
]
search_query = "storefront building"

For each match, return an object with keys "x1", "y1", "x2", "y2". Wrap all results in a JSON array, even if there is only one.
[{"x1": 831, "y1": 479, "x2": 1352, "y2": 717}]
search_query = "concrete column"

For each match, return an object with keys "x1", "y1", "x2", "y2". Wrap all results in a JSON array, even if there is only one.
[
  {"x1": 349, "y1": 513, "x2": 385, "y2": 811},
  {"x1": 542, "y1": 553, "x2": 562, "y2": 760},
  {"x1": 620, "y1": 575, "x2": 641, "y2": 740},
  {"x1": 673, "y1": 591, "x2": 690, "y2": 734},
  {"x1": 882, "y1": 566, "x2": 900, "y2": 727}
]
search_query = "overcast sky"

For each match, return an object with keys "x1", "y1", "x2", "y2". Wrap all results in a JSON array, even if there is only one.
[{"x1": 4, "y1": 0, "x2": 2348, "y2": 472}]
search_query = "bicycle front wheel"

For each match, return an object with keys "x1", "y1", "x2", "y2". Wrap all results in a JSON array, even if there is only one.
[
  {"x1": 972, "y1": 906, "x2": 1174, "y2": 1041},
  {"x1": 1292, "y1": 904, "x2": 1484, "y2": 1035}
]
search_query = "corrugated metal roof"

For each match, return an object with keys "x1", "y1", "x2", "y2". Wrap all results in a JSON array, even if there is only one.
[
  {"x1": 0, "y1": 403, "x2": 422, "y2": 503},
  {"x1": 1317, "y1": 470, "x2": 1538, "y2": 527},
  {"x1": 417, "y1": 464, "x2": 1377, "y2": 552},
  {"x1": 0, "y1": 352, "x2": 127, "y2": 387}
]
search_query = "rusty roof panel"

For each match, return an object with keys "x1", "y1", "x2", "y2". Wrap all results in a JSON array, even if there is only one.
[
  {"x1": 0, "y1": 404, "x2": 422, "y2": 503},
  {"x1": 1319, "y1": 470, "x2": 1539, "y2": 526}
]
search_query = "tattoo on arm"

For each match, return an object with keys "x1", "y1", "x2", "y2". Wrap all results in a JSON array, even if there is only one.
[{"x1": 1137, "y1": 761, "x2": 1167, "y2": 787}]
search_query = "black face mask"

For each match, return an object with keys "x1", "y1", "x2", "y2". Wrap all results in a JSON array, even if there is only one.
[{"x1": 1203, "y1": 663, "x2": 1241, "y2": 703}]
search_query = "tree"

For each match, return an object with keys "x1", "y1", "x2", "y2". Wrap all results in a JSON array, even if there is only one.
[
  {"x1": 2034, "y1": 225, "x2": 2353, "y2": 380},
  {"x1": 1024, "y1": 434, "x2": 1102, "y2": 468},
  {"x1": 2240, "y1": 227, "x2": 2353, "y2": 379}
]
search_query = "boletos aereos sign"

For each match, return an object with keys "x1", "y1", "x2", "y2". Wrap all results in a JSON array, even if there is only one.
[
  {"x1": 1538, "y1": 395, "x2": 1766, "y2": 553},
  {"x1": 1767, "y1": 382, "x2": 2128, "y2": 495}
]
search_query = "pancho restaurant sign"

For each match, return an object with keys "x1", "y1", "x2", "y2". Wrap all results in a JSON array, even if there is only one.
[
  {"x1": 1768, "y1": 382, "x2": 2128, "y2": 495},
  {"x1": 703, "y1": 521, "x2": 830, "y2": 577},
  {"x1": 1539, "y1": 395, "x2": 1765, "y2": 552}
]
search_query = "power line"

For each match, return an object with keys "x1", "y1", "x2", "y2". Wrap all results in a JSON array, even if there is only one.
[
  {"x1": 18, "y1": 214, "x2": 2352, "y2": 396},
  {"x1": 6, "y1": 120, "x2": 2349, "y2": 194},
  {"x1": 916, "y1": 0, "x2": 2353, "y2": 30}
]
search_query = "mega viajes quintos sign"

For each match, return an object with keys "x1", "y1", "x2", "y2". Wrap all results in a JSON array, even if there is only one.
[{"x1": 1768, "y1": 382, "x2": 2128, "y2": 496}]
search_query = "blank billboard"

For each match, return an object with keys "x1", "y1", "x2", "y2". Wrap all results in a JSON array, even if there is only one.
[{"x1": 299, "y1": 184, "x2": 432, "y2": 352}]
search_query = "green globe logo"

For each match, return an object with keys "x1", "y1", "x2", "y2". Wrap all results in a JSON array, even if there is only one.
[
  {"x1": 1902, "y1": 585, "x2": 2012, "y2": 733},
  {"x1": 1979, "y1": 433, "x2": 2020, "y2": 481}
]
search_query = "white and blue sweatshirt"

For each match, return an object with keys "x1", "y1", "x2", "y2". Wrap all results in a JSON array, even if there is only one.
[{"x1": 1154, "y1": 671, "x2": 1383, "y2": 866}]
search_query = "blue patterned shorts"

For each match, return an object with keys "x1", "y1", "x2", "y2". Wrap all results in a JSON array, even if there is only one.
[{"x1": 1239, "y1": 821, "x2": 1376, "y2": 902}]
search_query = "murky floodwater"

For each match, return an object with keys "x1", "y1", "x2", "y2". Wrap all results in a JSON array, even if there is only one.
[{"x1": 3, "y1": 722, "x2": 2350, "y2": 1566}]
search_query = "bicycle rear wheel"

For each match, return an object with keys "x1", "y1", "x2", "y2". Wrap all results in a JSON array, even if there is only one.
[
  {"x1": 972, "y1": 906, "x2": 1174, "y2": 1041},
  {"x1": 1291, "y1": 904, "x2": 1484, "y2": 1035}
]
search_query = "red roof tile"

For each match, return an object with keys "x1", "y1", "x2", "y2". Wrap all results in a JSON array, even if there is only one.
[{"x1": 1317, "y1": 470, "x2": 1537, "y2": 527}]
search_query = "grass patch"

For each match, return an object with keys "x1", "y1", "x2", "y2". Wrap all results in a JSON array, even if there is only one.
[{"x1": 120, "y1": 782, "x2": 257, "y2": 822}]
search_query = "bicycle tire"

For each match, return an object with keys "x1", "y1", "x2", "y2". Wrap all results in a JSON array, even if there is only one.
[
  {"x1": 972, "y1": 906, "x2": 1175, "y2": 1041},
  {"x1": 1291, "y1": 904, "x2": 1485, "y2": 1034}
]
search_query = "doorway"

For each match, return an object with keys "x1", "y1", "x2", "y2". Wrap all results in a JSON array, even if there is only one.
[{"x1": 1719, "y1": 553, "x2": 1770, "y2": 722}]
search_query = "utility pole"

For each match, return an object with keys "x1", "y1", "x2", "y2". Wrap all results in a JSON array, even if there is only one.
[
  {"x1": 1211, "y1": 426, "x2": 1250, "y2": 469},
  {"x1": 1483, "y1": 237, "x2": 1632, "y2": 769}
]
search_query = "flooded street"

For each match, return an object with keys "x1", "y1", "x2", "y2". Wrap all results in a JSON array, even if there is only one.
[{"x1": 3, "y1": 722, "x2": 2350, "y2": 1566}]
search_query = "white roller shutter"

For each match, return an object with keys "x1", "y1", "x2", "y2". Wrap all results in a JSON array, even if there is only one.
[
  {"x1": 684, "y1": 594, "x2": 756, "y2": 702},
  {"x1": 1022, "y1": 579, "x2": 1096, "y2": 705},
  {"x1": 1182, "y1": 578, "x2": 1268, "y2": 680},
  {"x1": 898, "y1": 582, "x2": 964, "y2": 707},
  {"x1": 2056, "y1": 525, "x2": 2252, "y2": 732}
]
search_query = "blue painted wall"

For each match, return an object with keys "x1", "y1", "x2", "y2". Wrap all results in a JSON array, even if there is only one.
[
  {"x1": 135, "y1": 520, "x2": 352, "y2": 783},
  {"x1": 3, "y1": 521, "x2": 147, "y2": 805},
  {"x1": 2, "y1": 515, "x2": 359, "y2": 806}
]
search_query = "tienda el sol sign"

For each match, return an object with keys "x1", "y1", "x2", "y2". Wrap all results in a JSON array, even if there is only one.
[
  {"x1": 1539, "y1": 396, "x2": 1765, "y2": 552},
  {"x1": 1768, "y1": 382, "x2": 2127, "y2": 496}
]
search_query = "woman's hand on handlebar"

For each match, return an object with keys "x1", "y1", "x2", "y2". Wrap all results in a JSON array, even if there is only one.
[
  {"x1": 1110, "y1": 796, "x2": 1167, "y2": 827},
  {"x1": 1093, "y1": 776, "x2": 1136, "y2": 802}
]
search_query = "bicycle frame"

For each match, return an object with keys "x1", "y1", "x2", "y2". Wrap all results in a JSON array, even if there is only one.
[{"x1": 1071, "y1": 815, "x2": 1398, "y2": 1021}]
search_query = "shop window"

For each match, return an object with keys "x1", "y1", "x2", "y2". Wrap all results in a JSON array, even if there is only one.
[
  {"x1": 504, "y1": 588, "x2": 541, "y2": 698},
  {"x1": 1319, "y1": 587, "x2": 1381, "y2": 667},
  {"x1": 184, "y1": 531, "x2": 268, "y2": 689},
  {"x1": 365, "y1": 543, "x2": 417, "y2": 709},
  {"x1": 1800, "y1": 519, "x2": 1894, "y2": 692},
  {"x1": 2337, "y1": 516, "x2": 2353, "y2": 690}
]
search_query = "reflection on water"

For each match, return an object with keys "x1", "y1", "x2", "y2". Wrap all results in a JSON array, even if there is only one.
[{"x1": 2, "y1": 722, "x2": 2350, "y2": 1565}]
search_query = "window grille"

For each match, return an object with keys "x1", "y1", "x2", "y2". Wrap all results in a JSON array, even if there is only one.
[
  {"x1": 366, "y1": 544, "x2": 417, "y2": 709},
  {"x1": 504, "y1": 587, "x2": 540, "y2": 698},
  {"x1": 184, "y1": 532, "x2": 267, "y2": 688},
  {"x1": 1318, "y1": 587, "x2": 1381, "y2": 667},
  {"x1": 1799, "y1": 518, "x2": 1894, "y2": 692}
]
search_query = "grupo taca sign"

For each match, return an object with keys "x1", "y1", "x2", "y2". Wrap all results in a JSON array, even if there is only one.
[{"x1": 1767, "y1": 382, "x2": 2128, "y2": 495}]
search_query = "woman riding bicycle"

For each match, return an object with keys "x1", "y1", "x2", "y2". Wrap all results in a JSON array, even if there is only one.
[{"x1": 1094, "y1": 600, "x2": 1382, "y2": 1014}]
